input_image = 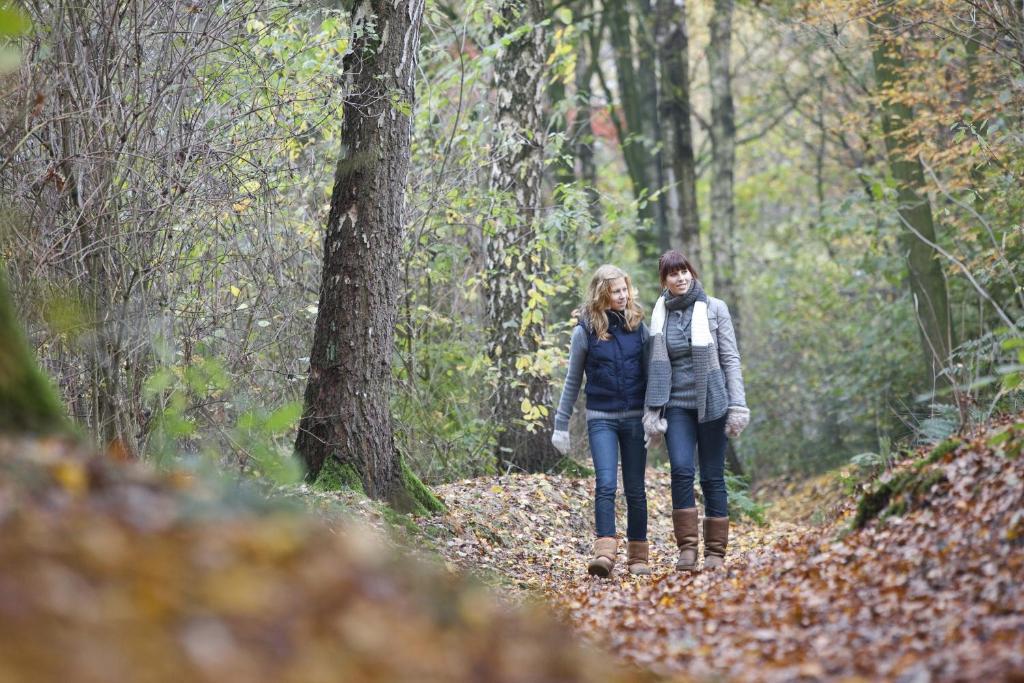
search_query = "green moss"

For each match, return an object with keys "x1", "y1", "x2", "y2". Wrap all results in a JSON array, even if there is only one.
[
  {"x1": 312, "y1": 457, "x2": 365, "y2": 495},
  {"x1": 0, "y1": 266, "x2": 73, "y2": 436},
  {"x1": 853, "y1": 463, "x2": 948, "y2": 529},
  {"x1": 392, "y1": 456, "x2": 445, "y2": 517},
  {"x1": 919, "y1": 437, "x2": 960, "y2": 468}
]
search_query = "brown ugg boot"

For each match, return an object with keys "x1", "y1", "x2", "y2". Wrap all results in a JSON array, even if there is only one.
[
  {"x1": 672, "y1": 507, "x2": 699, "y2": 572},
  {"x1": 587, "y1": 537, "x2": 618, "y2": 577},
  {"x1": 626, "y1": 540, "x2": 652, "y2": 576},
  {"x1": 703, "y1": 516, "x2": 729, "y2": 570}
]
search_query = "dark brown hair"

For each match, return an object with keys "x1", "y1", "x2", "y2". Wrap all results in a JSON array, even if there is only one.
[{"x1": 658, "y1": 250, "x2": 699, "y2": 285}]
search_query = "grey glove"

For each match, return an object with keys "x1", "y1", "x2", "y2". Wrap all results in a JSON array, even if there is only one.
[
  {"x1": 642, "y1": 409, "x2": 667, "y2": 448},
  {"x1": 551, "y1": 429, "x2": 571, "y2": 455},
  {"x1": 725, "y1": 406, "x2": 750, "y2": 438},
  {"x1": 642, "y1": 408, "x2": 667, "y2": 439}
]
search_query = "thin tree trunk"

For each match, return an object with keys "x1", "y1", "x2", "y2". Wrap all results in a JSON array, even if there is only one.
[
  {"x1": 295, "y1": 0, "x2": 426, "y2": 503},
  {"x1": 579, "y1": 3, "x2": 604, "y2": 231},
  {"x1": 658, "y1": 0, "x2": 702, "y2": 271},
  {"x1": 707, "y1": 0, "x2": 743, "y2": 476},
  {"x1": 634, "y1": 0, "x2": 670, "y2": 250},
  {"x1": 485, "y1": 0, "x2": 558, "y2": 472},
  {"x1": 606, "y1": 0, "x2": 658, "y2": 256},
  {"x1": 869, "y1": 11, "x2": 955, "y2": 387},
  {"x1": 707, "y1": 0, "x2": 739, "y2": 335}
]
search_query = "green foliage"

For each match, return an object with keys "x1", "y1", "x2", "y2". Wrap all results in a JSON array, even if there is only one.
[
  {"x1": 143, "y1": 351, "x2": 301, "y2": 485},
  {"x1": 725, "y1": 473, "x2": 767, "y2": 526},
  {"x1": 551, "y1": 457, "x2": 594, "y2": 479}
]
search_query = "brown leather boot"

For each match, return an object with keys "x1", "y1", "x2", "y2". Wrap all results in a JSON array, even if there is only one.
[
  {"x1": 626, "y1": 540, "x2": 652, "y2": 576},
  {"x1": 703, "y1": 516, "x2": 729, "y2": 570},
  {"x1": 587, "y1": 537, "x2": 618, "y2": 577},
  {"x1": 672, "y1": 508, "x2": 699, "y2": 572}
]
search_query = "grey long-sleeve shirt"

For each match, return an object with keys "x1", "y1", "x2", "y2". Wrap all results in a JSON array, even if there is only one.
[{"x1": 553, "y1": 324, "x2": 649, "y2": 431}]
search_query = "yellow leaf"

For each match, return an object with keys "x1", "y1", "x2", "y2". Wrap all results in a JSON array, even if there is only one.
[{"x1": 49, "y1": 461, "x2": 87, "y2": 495}]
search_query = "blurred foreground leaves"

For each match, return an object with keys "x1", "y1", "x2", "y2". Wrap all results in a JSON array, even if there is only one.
[{"x1": 0, "y1": 438, "x2": 645, "y2": 683}]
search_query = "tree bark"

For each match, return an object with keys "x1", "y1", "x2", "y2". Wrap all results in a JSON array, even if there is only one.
[
  {"x1": 606, "y1": 0, "x2": 659, "y2": 256},
  {"x1": 869, "y1": 11, "x2": 955, "y2": 386},
  {"x1": 578, "y1": 3, "x2": 603, "y2": 231},
  {"x1": 634, "y1": 0, "x2": 671, "y2": 250},
  {"x1": 658, "y1": 0, "x2": 702, "y2": 271},
  {"x1": 485, "y1": 0, "x2": 558, "y2": 472},
  {"x1": 707, "y1": 0, "x2": 744, "y2": 476},
  {"x1": 707, "y1": 0, "x2": 740, "y2": 337},
  {"x1": 295, "y1": 0, "x2": 426, "y2": 502}
]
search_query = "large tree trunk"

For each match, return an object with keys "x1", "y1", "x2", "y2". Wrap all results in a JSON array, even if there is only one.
[
  {"x1": 707, "y1": 0, "x2": 744, "y2": 476},
  {"x1": 869, "y1": 11, "x2": 954, "y2": 386},
  {"x1": 658, "y1": 0, "x2": 702, "y2": 271},
  {"x1": 295, "y1": 0, "x2": 426, "y2": 502},
  {"x1": 485, "y1": 0, "x2": 558, "y2": 472},
  {"x1": 0, "y1": 265, "x2": 70, "y2": 435}
]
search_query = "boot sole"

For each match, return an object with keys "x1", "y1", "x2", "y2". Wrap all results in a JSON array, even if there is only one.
[{"x1": 587, "y1": 561, "x2": 613, "y2": 578}]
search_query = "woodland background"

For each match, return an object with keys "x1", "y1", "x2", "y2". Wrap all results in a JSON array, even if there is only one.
[
  {"x1": 2, "y1": 0, "x2": 1023, "y2": 487},
  {"x1": 1, "y1": 1, "x2": 1023, "y2": 681}
]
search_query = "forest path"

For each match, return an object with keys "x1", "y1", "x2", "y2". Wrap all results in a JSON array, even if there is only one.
[{"x1": 429, "y1": 422, "x2": 1024, "y2": 682}]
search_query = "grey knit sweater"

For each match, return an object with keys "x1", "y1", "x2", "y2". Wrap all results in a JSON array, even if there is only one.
[{"x1": 553, "y1": 323, "x2": 650, "y2": 431}]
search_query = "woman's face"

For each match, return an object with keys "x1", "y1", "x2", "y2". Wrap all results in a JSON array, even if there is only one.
[
  {"x1": 664, "y1": 268, "x2": 693, "y2": 296},
  {"x1": 607, "y1": 277, "x2": 629, "y2": 312}
]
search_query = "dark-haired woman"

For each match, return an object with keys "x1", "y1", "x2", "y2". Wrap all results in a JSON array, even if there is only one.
[{"x1": 643, "y1": 250, "x2": 749, "y2": 571}]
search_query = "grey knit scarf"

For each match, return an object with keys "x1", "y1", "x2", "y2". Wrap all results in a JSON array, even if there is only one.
[{"x1": 645, "y1": 279, "x2": 717, "y2": 422}]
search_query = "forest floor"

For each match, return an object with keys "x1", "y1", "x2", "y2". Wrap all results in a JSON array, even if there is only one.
[
  {"x1": 0, "y1": 414, "x2": 1021, "y2": 682},
  {"x1": 424, "y1": 414, "x2": 1024, "y2": 682}
]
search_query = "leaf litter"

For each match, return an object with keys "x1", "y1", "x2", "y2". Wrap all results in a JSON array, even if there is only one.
[{"x1": 427, "y1": 414, "x2": 1024, "y2": 682}]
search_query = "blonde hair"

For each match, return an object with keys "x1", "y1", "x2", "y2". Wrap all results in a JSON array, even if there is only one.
[{"x1": 583, "y1": 264, "x2": 644, "y2": 341}]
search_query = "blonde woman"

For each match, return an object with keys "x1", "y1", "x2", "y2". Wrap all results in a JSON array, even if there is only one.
[{"x1": 551, "y1": 264, "x2": 651, "y2": 577}]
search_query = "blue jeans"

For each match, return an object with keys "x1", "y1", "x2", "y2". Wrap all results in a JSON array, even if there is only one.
[
  {"x1": 664, "y1": 407, "x2": 728, "y2": 518},
  {"x1": 587, "y1": 416, "x2": 648, "y2": 541}
]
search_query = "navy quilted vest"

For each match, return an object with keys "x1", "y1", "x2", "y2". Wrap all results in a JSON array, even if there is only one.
[{"x1": 581, "y1": 311, "x2": 646, "y2": 412}]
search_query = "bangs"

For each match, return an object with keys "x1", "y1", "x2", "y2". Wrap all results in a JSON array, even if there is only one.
[{"x1": 659, "y1": 250, "x2": 696, "y2": 282}]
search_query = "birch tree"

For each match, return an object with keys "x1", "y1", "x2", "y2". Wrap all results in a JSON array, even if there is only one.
[{"x1": 485, "y1": 0, "x2": 558, "y2": 472}]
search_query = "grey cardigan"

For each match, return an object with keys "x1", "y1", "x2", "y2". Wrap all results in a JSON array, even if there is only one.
[{"x1": 645, "y1": 296, "x2": 746, "y2": 413}]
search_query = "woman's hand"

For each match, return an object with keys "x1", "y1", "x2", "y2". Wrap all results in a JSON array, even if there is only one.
[
  {"x1": 725, "y1": 406, "x2": 750, "y2": 438},
  {"x1": 643, "y1": 409, "x2": 667, "y2": 440},
  {"x1": 551, "y1": 430, "x2": 571, "y2": 455}
]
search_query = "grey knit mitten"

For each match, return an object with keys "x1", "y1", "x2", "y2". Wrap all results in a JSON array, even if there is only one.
[
  {"x1": 642, "y1": 409, "x2": 667, "y2": 438},
  {"x1": 725, "y1": 406, "x2": 750, "y2": 438},
  {"x1": 642, "y1": 409, "x2": 667, "y2": 448},
  {"x1": 551, "y1": 430, "x2": 571, "y2": 455}
]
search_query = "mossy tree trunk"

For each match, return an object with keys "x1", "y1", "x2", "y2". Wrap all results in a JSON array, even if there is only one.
[
  {"x1": 870, "y1": 11, "x2": 955, "y2": 390},
  {"x1": 0, "y1": 265, "x2": 71, "y2": 435},
  {"x1": 294, "y1": 0, "x2": 430, "y2": 507}
]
